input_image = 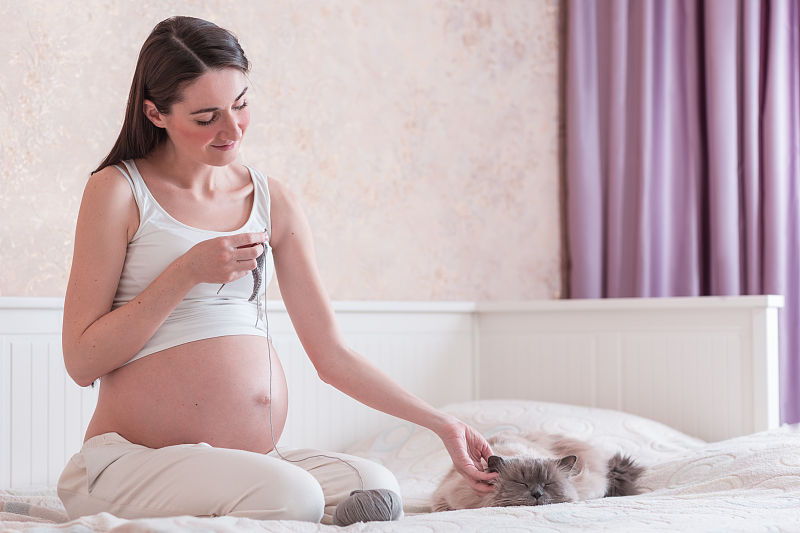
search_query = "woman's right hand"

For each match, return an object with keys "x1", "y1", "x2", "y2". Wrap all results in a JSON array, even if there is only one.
[{"x1": 179, "y1": 231, "x2": 269, "y2": 285}]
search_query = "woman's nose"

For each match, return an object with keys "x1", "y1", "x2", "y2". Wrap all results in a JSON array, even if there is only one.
[{"x1": 219, "y1": 112, "x2": 243, "y2": 141}]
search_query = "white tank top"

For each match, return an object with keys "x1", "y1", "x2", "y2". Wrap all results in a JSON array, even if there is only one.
[{"x1": 111, "y1": 159, "x2": 274, "y2": 366}]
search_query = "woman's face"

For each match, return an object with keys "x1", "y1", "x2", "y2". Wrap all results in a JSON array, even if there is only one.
[{"x1": 149, "y1": 68, "x2": 251, "y2": 166}]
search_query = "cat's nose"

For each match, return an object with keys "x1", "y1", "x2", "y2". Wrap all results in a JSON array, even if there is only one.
[{"x1": 532, "y1": 490, "x2": 543, "y2": 499}]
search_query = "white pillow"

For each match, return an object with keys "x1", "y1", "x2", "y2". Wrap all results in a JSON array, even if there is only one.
[{"x1": 345, "y1": 399, "x2": 705, "y2": 511}]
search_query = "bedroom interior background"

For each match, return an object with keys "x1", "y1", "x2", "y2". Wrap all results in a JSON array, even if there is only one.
[
  {"x1": 0, "y1": 0, "x2": 565, "y2": 489},
  {"x1": 0, "y1": 1, "x2": 564, "y2": 303},
  {"x1": 3, "y1": 3, "x2": 799, "y2": 530},
  {"x1": 566, "y1": 0, "x2": 800, "y2": 425},
  {"x1": 1, "y1": 0, "x2": 793, "y2": 488}
]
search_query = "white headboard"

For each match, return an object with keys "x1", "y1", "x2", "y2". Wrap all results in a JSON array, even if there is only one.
[{"x1": 0, "y1": 295, "x2": 783, "y2": 488}]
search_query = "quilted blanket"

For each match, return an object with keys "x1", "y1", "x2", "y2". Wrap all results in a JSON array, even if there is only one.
[{"x1": 2, "y1": 401, "x2": 799, "y2": 532}]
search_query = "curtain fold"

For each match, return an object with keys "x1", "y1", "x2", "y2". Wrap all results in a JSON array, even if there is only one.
[{"x1": 567, "y1": 0, "x2": 800, "y2": 423}]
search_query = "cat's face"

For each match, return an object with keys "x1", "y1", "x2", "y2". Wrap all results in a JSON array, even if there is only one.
[{"x1": 485, "y1": 455, "x2": 579, "y2": 507}]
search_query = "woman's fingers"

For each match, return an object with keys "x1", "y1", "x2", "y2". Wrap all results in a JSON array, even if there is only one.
[
  {"x1": 183, "y1": 232, "x2": 268, "y2": 285},
  {"x1": 466, "y1": 466, "x2": 498, "y2": 484},
  {"x1": 230, "y1": 231, "x2": 269, "y2": 248},
  {"x1": 235, "y1": 259, "x2": 258, "y2": 271},
  {"x1": 233, "y1": 243, "x2": 264, "y2": 261},
  {"x1": 453, "y1": 462, "x2": 496, "y2": 493}
]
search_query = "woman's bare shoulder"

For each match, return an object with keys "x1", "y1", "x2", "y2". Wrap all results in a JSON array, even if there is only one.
[
  {"x1": 265, "y1": 176, "x2": 308, "y2": 248},
  {"x1": 83, "y1": 165, "x2": 134, "y2": 204},
  {"x1": 266, "y1": 176, "x2": 303, "y2": 216},
  {"x1": 81, "y1": 165, "x2": 139, "y2": 240},
  {"x1": 266, "y1": 175, "x2": 293, "y2": 201}
]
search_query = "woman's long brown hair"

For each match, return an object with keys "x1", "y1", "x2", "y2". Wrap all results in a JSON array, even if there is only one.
[{"x1": 93, "y1": 16, "x2": 250, "y2": 174}]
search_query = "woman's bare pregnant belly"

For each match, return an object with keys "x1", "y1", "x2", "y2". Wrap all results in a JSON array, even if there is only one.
[{"x1": 85, "y1": 335, "x2": 287, "y2": 453}]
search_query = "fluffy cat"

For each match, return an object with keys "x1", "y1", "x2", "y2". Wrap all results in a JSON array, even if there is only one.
[{"x1": 431, "y1": 430, "x2": 644, "y2": 511}]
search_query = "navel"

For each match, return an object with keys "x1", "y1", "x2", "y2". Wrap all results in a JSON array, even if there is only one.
[{"x1": 256, "y1": 394, "x2": 271, "y2": 406}]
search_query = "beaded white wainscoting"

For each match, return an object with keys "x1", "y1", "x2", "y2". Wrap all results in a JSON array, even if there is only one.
[
  {"x1": 0, "y1": 295, "x2": 783, "y2": 489},
  {"x1": 476, "y1": 296, "x2": 783, "y2": 444},
  {"x1": 0, "y1": 299, "x2": 94, "y2": 489}
]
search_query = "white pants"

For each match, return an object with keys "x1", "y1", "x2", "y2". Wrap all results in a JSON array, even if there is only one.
[{"x1": 57, "y1": 432, "x2": 401, "y2": 524}]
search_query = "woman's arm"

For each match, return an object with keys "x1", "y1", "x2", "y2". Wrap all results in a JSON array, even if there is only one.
[
  {"x1": 62, "y1": 166, "x2": 267, "y2": 386},
  {"x1": 269, "y1": 178, "x2": 497, "y2": 491}
]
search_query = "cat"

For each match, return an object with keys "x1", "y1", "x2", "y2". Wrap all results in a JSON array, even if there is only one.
[{"x1": 431, "y1": 430, "x2": 644, "y2": 511}]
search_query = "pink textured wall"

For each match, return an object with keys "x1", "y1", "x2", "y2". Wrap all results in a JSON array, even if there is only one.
[{"x1": 0, "y1": 0, "x2": 563, "y2": 301}]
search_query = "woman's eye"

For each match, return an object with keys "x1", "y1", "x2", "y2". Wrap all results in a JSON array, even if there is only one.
[{"x1": 196, "y1": 102, "x2": 247, "y2": 126}]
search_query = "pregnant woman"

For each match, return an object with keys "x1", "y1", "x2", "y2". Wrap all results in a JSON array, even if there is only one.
[{"x1": 57, "y1": 15, "x2": 496, "y2": 525}]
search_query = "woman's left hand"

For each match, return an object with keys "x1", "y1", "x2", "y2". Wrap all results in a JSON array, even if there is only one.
[{"x1": 436, "y1": 417, "x2": 499, "y2": 493}]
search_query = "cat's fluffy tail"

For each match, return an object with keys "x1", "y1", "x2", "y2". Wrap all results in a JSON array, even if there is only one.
[{"x1": 605, "y1": 453, "x2": 644, "y2": 497}]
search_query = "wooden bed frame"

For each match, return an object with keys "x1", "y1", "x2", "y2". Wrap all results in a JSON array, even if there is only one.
[{"x1": 0, "y1": 295, "x2": 783, "y2": 489}]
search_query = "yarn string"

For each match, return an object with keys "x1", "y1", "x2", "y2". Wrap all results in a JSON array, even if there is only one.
[
  {"x1": 217, "y1": 235, "x2": 411, "y2": 526},
  {"x1": 263, "y1": 293, "x2": 365, "y2": 489},
  {"x1": 259, "y1": 240, "x2": 408, "y2": 525},
  {"x1": 215, "y1": 238, "x2": 365, "y2": 489},
  {"x1": 254, "y1": 239, "x2": 365, "y2": 490}
]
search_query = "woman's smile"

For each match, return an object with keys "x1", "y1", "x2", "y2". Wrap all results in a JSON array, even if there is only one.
[{"x1": 211, "y1": 141, "x2": 237, "y2": 151}]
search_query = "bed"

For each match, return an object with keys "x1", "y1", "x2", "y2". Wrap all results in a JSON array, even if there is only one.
[{"x1": 2, "y1": 295, "x2": 798, "y2": 532}]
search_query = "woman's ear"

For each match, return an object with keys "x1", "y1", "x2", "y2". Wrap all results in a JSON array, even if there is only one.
[{"x1": 143, "y1": 99, "x2": 167, "y2": 128}]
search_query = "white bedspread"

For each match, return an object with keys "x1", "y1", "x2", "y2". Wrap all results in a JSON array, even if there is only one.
[{"x1": 2, "y1": 401, "x2": 799, "y2": 532}]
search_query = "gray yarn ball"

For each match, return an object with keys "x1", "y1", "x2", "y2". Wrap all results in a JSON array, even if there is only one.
[{"x1": 332, "y1": 489, "x2": 403, "y2": 526}]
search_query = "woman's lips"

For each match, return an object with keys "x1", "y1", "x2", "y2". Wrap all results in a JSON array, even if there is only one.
[{"x1": 211, "y1": 141, "x2": 236, "y2": 151}]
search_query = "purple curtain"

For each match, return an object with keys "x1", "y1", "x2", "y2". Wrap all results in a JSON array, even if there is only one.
[{"x1": 566, "y1": 0, "x2": 800, "y2": 424}]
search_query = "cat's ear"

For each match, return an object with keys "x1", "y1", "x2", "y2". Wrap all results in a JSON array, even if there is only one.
[
  {"x1": 487, "y1": 455, "x2": 505, "y2": 473},
  {"x1": 557, "y1": 455, "x2": 578, "y2": 473}
]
